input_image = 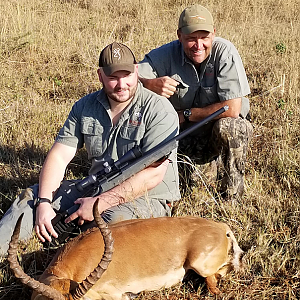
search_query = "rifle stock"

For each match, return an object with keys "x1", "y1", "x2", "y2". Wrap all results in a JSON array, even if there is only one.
[{"x1": 46, "y1": 105, "x2": 228, "y2": 247}]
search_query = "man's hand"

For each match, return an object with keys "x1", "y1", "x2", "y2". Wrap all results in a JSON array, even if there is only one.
[
  {"x1": 140, "y1": 76, "x2": 179, "y2": 98},
  {"x1": 65, "y1": 197, "x2": 98, "y2": 226},
  {"x1": 65, "y1": 192, "x2": 123, "y2": 226},
  {"x1": 35, "y1": 202, "x2": 58, "y2": 242}
]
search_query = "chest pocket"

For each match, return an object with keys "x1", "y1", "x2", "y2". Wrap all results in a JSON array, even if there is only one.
[
  {"x1": 118, "y1": 124, "x2": 145, "y2": 154},
  {"x1": 169, "y1": 76, "x2": 192, "y2": 110},
  {"x1": 81, "y1": 120, "x2": 104, "y2": 157},
  {"x1": 171, "y1": 85, "x2": 191, "y2": 110},
  {"x1": 194, "y1": 82, "x2": 219, "y2": 108}
]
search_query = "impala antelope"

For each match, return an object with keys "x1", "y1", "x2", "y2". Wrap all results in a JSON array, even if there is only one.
[{"x1": 8, "y1": 199, "x2": 243, "y2": 300}]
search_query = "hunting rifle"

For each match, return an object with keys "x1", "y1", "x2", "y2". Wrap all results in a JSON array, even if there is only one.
[{"x1": 45, "y1": 105, "x2": 228, "y2": 247}]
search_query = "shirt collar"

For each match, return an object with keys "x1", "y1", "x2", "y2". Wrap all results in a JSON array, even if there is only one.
[
  {"x1": 96, "y1": 82, "x2": 142, "y2": 121},
  {"x1": 179, "y1": 43, "x2": 186, "y2": 67},
  {"x1": 97, "y1": 89, "x2": 110, "y2": 109}
]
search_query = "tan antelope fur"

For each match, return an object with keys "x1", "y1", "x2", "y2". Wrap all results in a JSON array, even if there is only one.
[{"x1": 8, "y1": 200, "x2": 243, "y2": 300}]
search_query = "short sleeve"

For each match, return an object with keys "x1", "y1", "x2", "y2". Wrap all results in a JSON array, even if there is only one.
[
  {"x1": 216, "y1": 42, "x2": 250, "y2": 101},
  {"x1": 141, "y1": 95, "x2": 179, "y2": 154},
  {"x1": 138, "y1": 58, "x2": 158, "y2": 79},
  {"x1": 56, "y1": 100, "x2": 84, "y2": 149}
]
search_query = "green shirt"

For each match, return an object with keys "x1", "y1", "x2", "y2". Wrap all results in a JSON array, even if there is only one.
[{"x1": 56, "y1": 82, "x2": 180, "y2": 201}]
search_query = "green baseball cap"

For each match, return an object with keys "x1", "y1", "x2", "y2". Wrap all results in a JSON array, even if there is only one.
[
  {"x1": 178, "y1": 5, "x2": 214, "y2": 34},
  {"x1": 99, "y1": 42, "x2": 137, "y2": 76}
]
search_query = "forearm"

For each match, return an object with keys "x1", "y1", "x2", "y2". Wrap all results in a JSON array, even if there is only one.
[
  {"x1": 99, "y1": 159, "x2": 169, "y2": 207},
  {"x1": 38, "y1": 158, "x2": 66, "y2": 200},
  {"x1": 139, "y1": 77, "x2": 151, "y2": 89},
  {"x1": 139, "y1": 77, "x2": 162, "y2": 95},
  {"x1": 185, "y1": 98, "x2": 242, "y2": 123},
  {"x1": 38, "y1": 142, "x2": 77, "y2": 200}
]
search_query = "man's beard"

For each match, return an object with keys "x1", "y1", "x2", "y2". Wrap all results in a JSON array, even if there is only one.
[{"x1": 103, "y1": 83, "x2": 138, "y2": 104}]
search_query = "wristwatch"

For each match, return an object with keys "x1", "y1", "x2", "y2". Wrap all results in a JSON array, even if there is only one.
[
  {"x1": 183, "y1": 109, "x2": 192, "y2": 122},
  {"x1": 34, "y1": 197, "x2": 52, "y2": 207}
]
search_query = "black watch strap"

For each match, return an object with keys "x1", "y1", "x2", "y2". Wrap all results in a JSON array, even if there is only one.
[
  {"x1": 183, "y1": 109, "x2": 192, "y2": 122},
  {"x1": 35, "y1": 197, "x2": 52, "y2": 207}
]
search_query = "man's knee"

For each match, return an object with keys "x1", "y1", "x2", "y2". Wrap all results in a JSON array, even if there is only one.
[
  {"x1": 212, "y1": 117, "x2": 253, "y2": 199},
  {"x1": 212, "y1": 117, "x2": 253, "y2": 148}
]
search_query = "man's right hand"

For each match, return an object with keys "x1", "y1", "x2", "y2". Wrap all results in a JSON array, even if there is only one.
[
  {"x1": 140, "y1": 76, "x2": 179, "y2": 98},
  {"x1": 35, "y1": 202, "x2": 58, "y2": 243}
]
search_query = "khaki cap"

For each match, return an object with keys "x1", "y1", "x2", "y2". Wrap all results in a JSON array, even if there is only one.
[
  {"x1": 178, "y1": 5, "x2": 214, "y2": 34},
  {"x1": 99, "y1": 42, "x2": 137, "y2": 76}
]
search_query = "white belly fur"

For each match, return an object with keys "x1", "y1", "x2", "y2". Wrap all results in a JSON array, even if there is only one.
[{"x1": 85, "y1": 267, "x2": 186, "y2": 300}]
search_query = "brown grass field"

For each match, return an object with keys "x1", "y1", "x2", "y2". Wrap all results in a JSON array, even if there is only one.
[{"x1": 0, "y1": 0, "x2": 300, "y2": 299}]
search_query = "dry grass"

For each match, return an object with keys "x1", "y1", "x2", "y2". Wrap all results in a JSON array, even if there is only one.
[{"x1": 1, "y1": 0, "x2": 300, "y2": 299}]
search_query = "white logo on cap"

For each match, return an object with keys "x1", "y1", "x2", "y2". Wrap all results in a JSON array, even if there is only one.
[
  {"x1": 113, "y1": 48, "x2": 121, "y2": 60},
  {"x1": 190, "y1": 15, "x2": 206, "y2": 22}
]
